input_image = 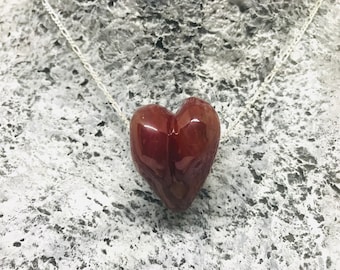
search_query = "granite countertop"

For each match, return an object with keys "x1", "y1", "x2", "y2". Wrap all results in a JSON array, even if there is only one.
[{"x1": 0, "y1": 0, "x2": 339, "y2": 269}]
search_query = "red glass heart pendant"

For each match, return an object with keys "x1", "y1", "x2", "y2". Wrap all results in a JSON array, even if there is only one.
[{"x1": 130, "y1": 97, "x2": 220, "y2": 211}]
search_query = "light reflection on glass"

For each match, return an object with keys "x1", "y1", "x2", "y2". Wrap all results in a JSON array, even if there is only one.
[{"x1": 143, "y1": 124, "x2": 158, "y2": 132}]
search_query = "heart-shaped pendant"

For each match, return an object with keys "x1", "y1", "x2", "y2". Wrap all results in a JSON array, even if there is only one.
[{"x1": 130, "y1": 97, "x2": 220, "y2": 211}]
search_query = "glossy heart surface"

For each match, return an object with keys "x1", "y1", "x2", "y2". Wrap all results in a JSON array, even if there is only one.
[{"x1": 130, "y1": 97, "x2": 220, "y2": 211}]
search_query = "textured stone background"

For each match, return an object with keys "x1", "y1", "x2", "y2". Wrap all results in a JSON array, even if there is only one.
[{"x1": 0, "y1": 0, "x2": 339, "y2": 269}]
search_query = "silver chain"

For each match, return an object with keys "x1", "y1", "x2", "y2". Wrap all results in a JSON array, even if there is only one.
[
  {"x1": 42, "y1": 0, "x2": 324, "y2": 139},
  {"x1": 42, "y1": 0, "x2": 130, "y2": 128},
  {"x1": 222, "y1": 0, "x2": 324, "y2": 141}
]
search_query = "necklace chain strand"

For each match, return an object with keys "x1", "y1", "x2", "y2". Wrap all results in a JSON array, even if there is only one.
[
  {"x1": 42, "y1": 0, "x2": 324, "y2": 139},
  {"x1": 42, "y1": 0, "x2": 130, "y2": 128},
  {"x1": 222, "y1": 0, "x2": 324, "y2": 142}
]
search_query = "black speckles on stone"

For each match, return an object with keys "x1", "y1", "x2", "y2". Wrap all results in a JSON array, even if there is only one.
[
  {"x1": 67, "y1": 136, "x2": 78, "y2": 143},
  {"x1": 303, "y1": 253, "x2": 312, "y2": 259},
  {"x1": 228, "y1": 0, "x2": 252, "y2": 12},
  {"x1": 38, "y1": 67, "x2": 50, "y2": 74},
  {"x1": 132, "y1": 1, "x2": 203, "y2": 94},
  {"x1": 41, "y1": 255, "x2": 57, "y2": 267},
  {"x1": 93, "y1": 151, "x2": 100, "y2": 157},
  {"x1": 214, "y1": 226, "x2": 221, "y2": 232},
  {"x1": 246, "y1": 197, "x2": 257, "y2": 206},
  {"x1": 253, "y1": 152, "x2": 265, "y2": 160},
  {"x1": 53, "y1": 40, "x2": 61, "y2": 47},
  {"x1": 275, "y1": 182, "x2": 287, "y2": 196},
  {"x1": 128, "y1": 91, "x2": 134, "y2": 99},
  {"x1": 103, "y1": 238, "x2": 111, "y2": 246},
  {"x1": 259, "y1": 197, "x2": 279, "y2": 212},
  {"x1": 245, "y1": 24, "x2": 257, "y2": 37},
  {"x1": 93, "y1": 199, "x2": 103, "y2": 206},
  {"x1": 251, "y1": 246, "x2": 258, "y2": 258},
  {"x1": 78, "y1": 219, "x2": 86, "y2": 226},
  {"x1": 108, "y1": 0, "x2": 118, "y2": 8},
  {"x1": 296, "y1": 147, "x2": 317, "y2": 164},
  {"x1": 77, "y1": 151, "x2": 92, "y2": 159},
  {"x1": 97, "y1": 121, "x2": 106, "y2": 127},
  {"x1": 283, "y1": 233, "x2": 295, "y2": 243},
  {"x1": 248, "y1": 165, "x2": 263, "y2": 184},
  {"x1": 314, "y1": 214, "x2": 324, "y2": 223},
  {"x1": 155, "y1": 37, "x2": 169, "y2": 53},
  {"x1": 5, "y1": 123, "x2": 24, "y2": 138},
  {"x1": 95, "y1": 130, "x2": 103, "y2": 137},
  {"x1": 133, "y1": 189, "x2": 162, "y2": 205},
  {"x1": 296, "y1": 212, "x2": 305, "y2": 221},
  {"x1": 328, "y1": 181, "x2": 340, "y2": 195},
  {"x1": 324, "y1": 167, "x2": 340, "y2": 194},
  {"x1": 77, "y1": 93, "x2": 85, "y2": 101},
  {"x1": 258, "y1": 209, "x2": 269, "y2": 218},
  {"x1": 218, "y1": 79, "x2": 241, "y2": 100},
  {"x1": 287, "y1": 167, "x2": 306, "y2": 185},
  {"x1": 174, "y1": 83, "x2": 183, "y2": 94},
  {"x1": 200, "y1": 231, "x2": 207, "y2": 240},
  {"x1": 299, "y1": 186, "x2": 312, "y2": 201},
  {"x1": 80, "y1": 78, "x2": 88, "y2": 86},
  {"x1": 148, "y1": 256, "x2": 161, "y2": 265},
  {"x1": 305, "y1": 110, "x2": 312, "y2": 116},
  {"x1": 172, "y1": 257, "x2": 186, "y2": 267},
  {"x1": 13, "y1": 241, "x2": 21, "y2": 247},
  {"x1": 54, "y1": 224, "x2": 64, "y2": 233},
  {"x1": 224, "y1": 254, "x2": 231, "y2": 260},
  {"x1": 304, "y1": 163, "x2": 316, "y2": 171},
  {"x1": 78, "y1": 128, "x2": 85, "y2": 136},
  {"x1": 198, "y1": 188, "x2": 211, "y2": 199},
  {"x1": 184, "y1": 88, "x2": 194, "y2": 96},
  {"x1": 129, "y1": 200, "x2": 140, "y2": 210},
  {"x1": 102, "y1": 206, "x2": 110, "y2": 215},
  {"x1": 111, "y1": 202, "x2": 136, "y2": 222},
  {"x1": 64, "y1": 232, "x2": 76, "y2": 243},
  {"x1": 79, "y1": 262, "x2": 87, "y2": 269},
  {"x1": 37, "y1": 207, "x2": 51, "y2": 216},
  {"x1": 112, "y1": 202, "x2": 125, "y2": 210},
  {"x1": 31, "y1": 257, "x2": 39, "y2": 268},
  {"x1": 179, "y1": 258, "x2": 186, "y2": 267},
  {"x1": 326, "y1": 256, "x2": 332, "y2": 268}
]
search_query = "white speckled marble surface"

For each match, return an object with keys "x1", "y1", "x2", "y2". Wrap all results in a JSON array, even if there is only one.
[{"x1": 0, "y1": 0, "x2": 339, "y2": 269}]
